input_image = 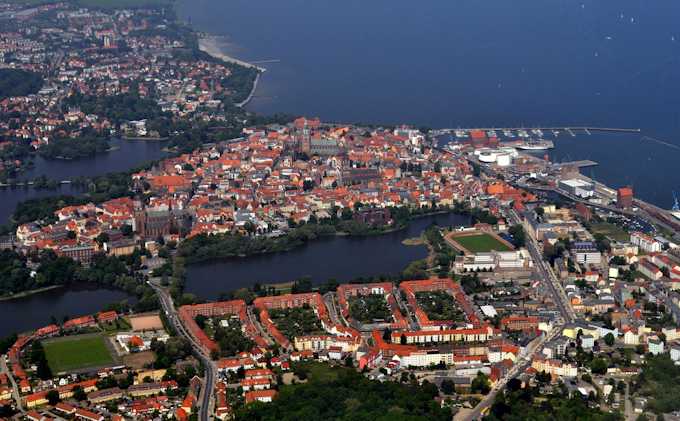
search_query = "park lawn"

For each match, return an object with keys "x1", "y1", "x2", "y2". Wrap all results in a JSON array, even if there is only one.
[
  {"x1": 590, "y1": 222, "x2": 630, "y2": 242},
  {"x1": 454, "y1": 233, "x2": 512, "y2": 253},
  {"x1": 293, "y1": 361, "x2": 342, "y2": 383},
  {"x1": 43, "y1": 335, "x2": 114, "y2": 373}
]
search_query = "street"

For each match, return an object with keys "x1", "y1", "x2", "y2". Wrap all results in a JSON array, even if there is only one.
[
  {"x1": 460, "y1": 210, "x2": 574, "y2": 420},
  {"x1": 0, "y1": 356, "x2": 23, "y2": 414},
  {"x1": 149, "y1": 281, "x2": 215, "y2": 421}
]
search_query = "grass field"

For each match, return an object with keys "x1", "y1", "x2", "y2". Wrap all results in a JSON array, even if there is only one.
[
  {"x1": 43, "y1": 334, "x2": 115, "y2": 373},
  {"x1": 453, "y1": 233, "x2": 512, "y2": 253},
  {"x1": 590, "y1": 222, "x2": 630, "y2": 242},
  {"x1": 292, "y1": 361, "x2": 342, "y2": 383}
]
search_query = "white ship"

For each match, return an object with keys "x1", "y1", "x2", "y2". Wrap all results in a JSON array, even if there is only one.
[{"x1": 516, "y1": 139, "x2": 554, "y2": 151}]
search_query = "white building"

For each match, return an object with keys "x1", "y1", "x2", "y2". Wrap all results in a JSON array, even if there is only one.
[
  {"x1": 572, "y1": 242, "x2": 602, "y2": 266},
  {"x1": 631, "y1": 232, "x2": 662, "y2": 253},
  {"x1": 638, "y1": 259, "x2": 663, "y2": 281},
  {"x1": 623, "y1": 329, "x2": 641, "y2": 346},
  {"x1": 398, "y1": 351, "x2": 454, "y2": 367},
  {"x1": 662, "y1": 327, "x2": 680, "y2": 342},
  {"x1": 670, "y1": 342, "x2": 680, "y2": 363},
  {"x1": 456, "y1": 250, "x2": 531, "y2": 272},
  {"x1": 581, "y1": 335, "x2": 595, "y2": 350},
  {"x1": 647, "y1": 336, "x2": 664, "y2": 356},
  {"x1": 531, "y1": 357, "x2": 578, "y2": 377},
  {"x1": 559, "y1": 179, "x2": 594, "y2": 198}
]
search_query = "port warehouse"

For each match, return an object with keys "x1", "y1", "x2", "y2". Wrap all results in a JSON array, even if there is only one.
[{"x1": 559, "y1": 178, "x2": 594, "y2": 198}]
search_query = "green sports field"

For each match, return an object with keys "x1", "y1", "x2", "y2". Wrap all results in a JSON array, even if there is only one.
[
  {"x1": 453, "y1": 233, "x2": 512, "y2": 253},
  {"x1": 43, "y1": 334, "x2": 115, "y2": 373}
]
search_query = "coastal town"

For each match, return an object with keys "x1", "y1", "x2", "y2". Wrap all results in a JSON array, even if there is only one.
[
  {"x1": 0, "y1": 0, "x2": 256, "y2": 178},
  {"x1": 1, "y1": 2, "x2": 680, "y2": 421}
]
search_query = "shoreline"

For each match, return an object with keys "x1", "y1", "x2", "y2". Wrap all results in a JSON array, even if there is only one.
[
  {"x1": 236, "y1": 71, "x2": 260, "y2": 107},
  {"x1": 183, "y1": 209, "x2": 462, "y2": 266},
  {"x1": 197, "y1": 35, "x2": 264, "y2": 108},
  {"x1": 0, "y1": 285, "x2": 63, "y2": 302}
]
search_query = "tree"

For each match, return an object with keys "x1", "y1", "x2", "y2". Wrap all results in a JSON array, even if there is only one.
[
  {"x1": 341, "y1": 207, "x2": 353, "y2": 220},
  {"x1": 590, "y1": 357, "x2": 608, "y2": 375},
  {"x1": 121, "y1": 224, "x2": 133, "y2": 237},
  {"x1": 0, "y1": 334, "x2": 18, "y2": 355},
  {"x1": 610, "y1": 255, "x2": 627, "y2": 266},
  {"x1": 471, "y1": 372, "x2": 490, "y2": 394},
  {"x1": 302, "y1": 179, "x2": 314, "y2": 191},
  {"x1": 293, "y1": 368, "x2": 307, "y2": 381},
  {"x1": 236, "y1": 365, "x2": 450, "y2": 420},
  {"x1": 508, "y1": 224, "x2": 526, "y2": 247},
  {"x1": 604, "y1": 332, "x2": 615, "y2": 347},
  {"x1": 96, "y1": 232, "x2": 110, "y2": 246},
  {"x1": 507, "y1": 378, "x2": 522, "y2": 392},
  {"x1": 46, "y1": 389, "x2": 60, "y2": 405},
  {"x1": 440, "y1": 379, "x2": 455, "y2": 395},
  {"x1": 194, "y1": 315, "x2": 207, "y2": 329},
  {"x1": 0, "y1": 69, "x2": 43, "y2": 99},
  {"x1": 73, "y1": 385, "x2": 87, "y2": 401},
  {"x1": 536, "y1": 370, "x2": 551, "y2": 384},
  {"x1": 30, "y1": 342, "x2": 52, "y2": 380}
]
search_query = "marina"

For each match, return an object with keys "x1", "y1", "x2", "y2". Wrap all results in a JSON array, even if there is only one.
[{"x1": 433, "y1": 126, "x2": 641, "y2": 138}]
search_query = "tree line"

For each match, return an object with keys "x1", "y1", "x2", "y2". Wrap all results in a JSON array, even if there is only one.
[{"x1": 0, "y1": 69, "x2": 43, "y2": 99}]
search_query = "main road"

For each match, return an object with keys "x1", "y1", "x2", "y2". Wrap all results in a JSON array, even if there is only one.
[
  {"x1": 149, "y1": 280, "x2": 215, "y2": 421},
  {"x1": 0, "y1": 356, "x2": 24, "y2": 414},
  {"x1": 508, "y1": 209, "x2": 575, "y2": 323},
  {"x1": 460, "y1": 209, "x2": 574, "y2": 420},
  {"x1": 457, "y1": 325, "x2": 563, "y2": 420}
]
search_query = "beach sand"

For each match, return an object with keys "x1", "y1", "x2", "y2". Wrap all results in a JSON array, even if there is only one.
[{"x1": 198, "y1": 35, "x2": 263, "y2": 107}]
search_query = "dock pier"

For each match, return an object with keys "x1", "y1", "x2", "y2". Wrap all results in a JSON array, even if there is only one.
[
  {"x1": 551, "y1": 160, "x2": 598, "y2": 169},
  {"x1": 433, "y1": 126, "x2": 641, "y2": 136}
]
